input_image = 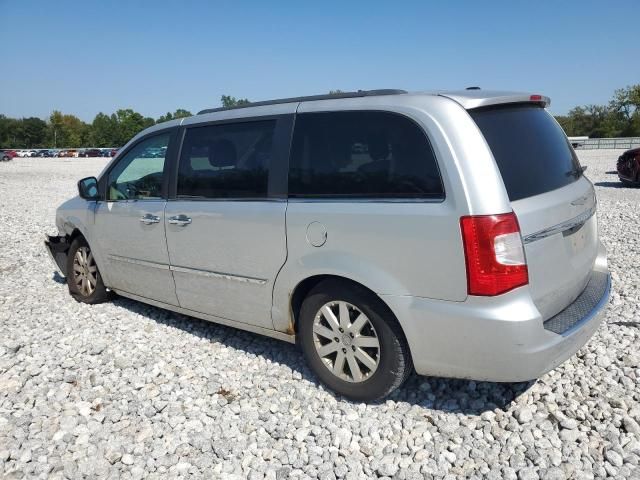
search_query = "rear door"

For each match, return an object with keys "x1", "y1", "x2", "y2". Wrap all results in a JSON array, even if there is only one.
[
  {"x1": 164, "y1": 115, "x2": 293, "y2": 329},
  {"x1": 470, "y1": 105, "x2": 598, "y2": 319}
]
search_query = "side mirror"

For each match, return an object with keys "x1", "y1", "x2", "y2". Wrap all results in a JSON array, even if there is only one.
[{"x1": 78, "y1": 176, "x2": 99, "y2": 200}]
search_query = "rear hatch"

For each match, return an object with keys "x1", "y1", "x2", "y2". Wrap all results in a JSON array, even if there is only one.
[{"x1": 470, "y1": 104, "x2": 598, "y2": 319}]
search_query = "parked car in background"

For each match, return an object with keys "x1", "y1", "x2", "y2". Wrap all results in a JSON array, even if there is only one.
[
  {"x1": 37, "y1": 150, "x2": 53, "y2": 157},
  {"x1": 100, "y1": 149, "x2": 117, "y2": 157},
  {"x1": 617, "y1": 147, "x2": 640, "y2": 186},
  {"x1": 81, "y1": 148, "x2": 102, "y2": 158},
  {"x1": 59, "y1": 149, "x2": 78, "y2": 158},
  {"x1": 17, "y1": 150, "x2": 30, "y2": 157},
  {"x1": 1, "y1": 150, "x2": 17, "y2": 161},
  {"x1": 45, "y1": 89, "x2": 610, "y2": 401}
]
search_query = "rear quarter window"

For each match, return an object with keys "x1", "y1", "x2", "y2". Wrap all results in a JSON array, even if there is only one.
[
  {"x1": 470, "y1": 105, "x2": 582, "y2": 201},
  {"x1": 288, "y1": 111, "x2": 444, "y2": 199}
]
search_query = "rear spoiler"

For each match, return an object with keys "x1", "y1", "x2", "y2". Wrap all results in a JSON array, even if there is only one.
[{"x1": 438, "y1": 92, "x2": 551, "y2": 110}]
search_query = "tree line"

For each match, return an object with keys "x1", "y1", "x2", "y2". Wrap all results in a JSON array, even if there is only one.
[
  {"x1": 555, "y1": 84, "x2": 639, "y2": 138},
  {"x1": 0, "y1": 95, "x2": 250, "y2": 149},
  {"x1": 2, "y1": 87, "x2": 639, "y2": 149},
  {"x1": 0, "y1": 109, "x2": 182, "y2": 149}
]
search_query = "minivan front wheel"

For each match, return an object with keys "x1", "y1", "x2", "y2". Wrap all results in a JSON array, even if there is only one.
[
  {"x1": 299, "y1": 280, "x2": 412, "y2": 401},
  {"x1": 66, "y1": 237, "x2": 109, "y2": 304}
]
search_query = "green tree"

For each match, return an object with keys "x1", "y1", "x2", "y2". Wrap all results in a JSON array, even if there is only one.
[
  {"x1": 220, "y1": 95, "x2": 250, "y2": 108},
  {"x1": 0, "y1": 115, "x2": 9, "y2": 147},
  {"x1": 156, "y1": 108, "x2": 193, "y2": 123},
  {"x1": 114, "y1": 109, "x2": 155, "y2": 146},
  {"x1": 90, "y1": 113, "x2": 119, "y2": 147},
  {"x1": 46, "y1": 111, "x2": 90, "y2": 148},
  {"x1": 21, "y1": 117, "x2": 48, "y2": 147},
  {"x1": 0, "y1": 117, "x2": 23, "y2": 148},
  {"x1": 554, "y1": 84, "x2": 640, "y2": 137},
  {"x1": 48, "y1": 111, "x2": 65, "y2": 147},
  {"x1": 609, "y1": 85, "x2": 640, "y2": 136}
]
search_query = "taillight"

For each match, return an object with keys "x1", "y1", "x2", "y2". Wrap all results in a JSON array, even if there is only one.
[{"x1": 460, "y1": 212, "x2": 528, "y2": 296}]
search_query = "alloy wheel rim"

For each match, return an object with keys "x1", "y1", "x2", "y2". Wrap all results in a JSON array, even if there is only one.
[
  {"x1": 73, "y1": 246, "x2": 97, "y2": 297},
  {"x1": 312, "y1": 301, "x2": 380, "y2": 383}
]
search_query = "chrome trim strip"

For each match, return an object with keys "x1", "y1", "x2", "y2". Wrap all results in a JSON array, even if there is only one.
[
  {"x1": 108, "y1": 255, "x2": 267, "y2": 284},
  {"x1": 560, "y1": 273, "x2": 611, "y2": 338},
  {"x1": 523, "y1": 203, "x2": 597, "y2": 245},
  {"x1": 170, "y1": 265, "x2": 267, "y2": 285},
  {"x1": 108, "y1": 254, "x2": 170, "y2": 270}
]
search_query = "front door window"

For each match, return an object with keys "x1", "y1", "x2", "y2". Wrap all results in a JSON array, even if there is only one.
[{"x1": 107, "y1": 133, "x2": 170, "y2": 201}]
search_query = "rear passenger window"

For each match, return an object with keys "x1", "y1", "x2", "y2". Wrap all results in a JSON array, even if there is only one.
[
  {"x1": 288, "y1": 111, "x2": 443, "y2": 199},
  {"x1": 177, "y1": 121, "x2": 276, "y2": 199}
]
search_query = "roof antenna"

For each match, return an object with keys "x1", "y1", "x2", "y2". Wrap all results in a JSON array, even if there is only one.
[{"x1": 466, "y1": 86, "x2": 481, "y2": 90}]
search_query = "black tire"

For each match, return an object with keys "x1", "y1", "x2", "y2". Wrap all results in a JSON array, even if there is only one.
[
  {"x1": 298, "y1": 279, "x2": 413, "y2": 401},
  {"x1": 66, "y1": 236, "x2": 110, "y2": 304}
]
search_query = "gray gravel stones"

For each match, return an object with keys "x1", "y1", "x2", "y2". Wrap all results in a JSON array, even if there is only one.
[
  {"x1": 515, "y1": 406, "x2": 534, "y2": 424},
  {"x1": 0, "y1": 152, "x2": 639, "y2": 478}
]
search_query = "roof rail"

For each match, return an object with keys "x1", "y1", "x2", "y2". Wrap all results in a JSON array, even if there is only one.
[{"x1": 197, "y1": 89, "x2": 407, "y2": 115}]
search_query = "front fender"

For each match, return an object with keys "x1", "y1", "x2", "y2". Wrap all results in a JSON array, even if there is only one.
[{"x1": 54, "y1": 197, "x2": 110, "y2": 284}]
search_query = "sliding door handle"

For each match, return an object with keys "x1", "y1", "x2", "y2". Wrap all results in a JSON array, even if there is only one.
[
  {"x1": 168, "y1": 214, "x2": 192, "y2": 226},
  {"x1": 140, "y1": 213, "x2": 160, "y2": 225}
]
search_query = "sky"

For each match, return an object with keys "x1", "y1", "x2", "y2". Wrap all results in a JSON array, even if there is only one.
[{"x1": 1, "y1": 0, "x2": 639, "y2": 122}]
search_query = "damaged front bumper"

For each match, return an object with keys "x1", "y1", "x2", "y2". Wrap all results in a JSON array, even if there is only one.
[{"x1": 44, "y1": 234, "x2": 69, "y2": 277}]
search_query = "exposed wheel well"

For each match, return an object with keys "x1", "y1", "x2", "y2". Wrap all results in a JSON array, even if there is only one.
[
  {"x1": 69, "y1": 229, "x2": 84, "y2": 243},
  {"x1": 289, "y1": 275, "x2": 407, "y2": 341}
]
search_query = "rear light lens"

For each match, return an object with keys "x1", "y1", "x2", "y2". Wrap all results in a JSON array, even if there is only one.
[{"x1": 460, "y1": 213, "x2": 528, "y2": 296}]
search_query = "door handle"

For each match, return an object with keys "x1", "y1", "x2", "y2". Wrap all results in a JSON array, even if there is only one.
[
  {"x1": 140, "y1": 213, "x2": 160, "y2": 225},
  {"x1": 168, "y1": 214, "x2": 192, "y2": 226}
]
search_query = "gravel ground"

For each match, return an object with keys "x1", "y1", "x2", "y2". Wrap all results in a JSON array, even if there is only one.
[{"x1": 0, "y1": 151, "x2": 638, "y2": 479}]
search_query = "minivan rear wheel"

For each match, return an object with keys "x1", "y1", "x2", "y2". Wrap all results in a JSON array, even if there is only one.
[
  {"x1": 299, "y1": 279, "x2": 412, "y2": 401},
  {"x1": 66, "y1": 237, "x2": 110, "y2": 304}
]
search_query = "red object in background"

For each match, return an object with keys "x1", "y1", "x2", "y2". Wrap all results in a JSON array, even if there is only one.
[{"x1": 617, "y1": 147, "x2": 640, "y2": 186}]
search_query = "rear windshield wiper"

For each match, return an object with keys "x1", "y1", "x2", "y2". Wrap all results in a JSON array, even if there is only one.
[{"x1": 566, "y1": 166, "x2": 587, "y2": 177}]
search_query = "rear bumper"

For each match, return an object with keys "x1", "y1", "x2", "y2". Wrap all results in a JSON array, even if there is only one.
[
  {"x1": 383, "y1": 244, "x2": 610, "y2": 382},
  {"x1": 44, "y1": 234, "x2": 69, "y2": 277}
]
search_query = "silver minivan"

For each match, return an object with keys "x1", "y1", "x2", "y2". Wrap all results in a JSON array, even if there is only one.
[{"x1": 46, "y1": 89, "x2": 611, "y2": 400}]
